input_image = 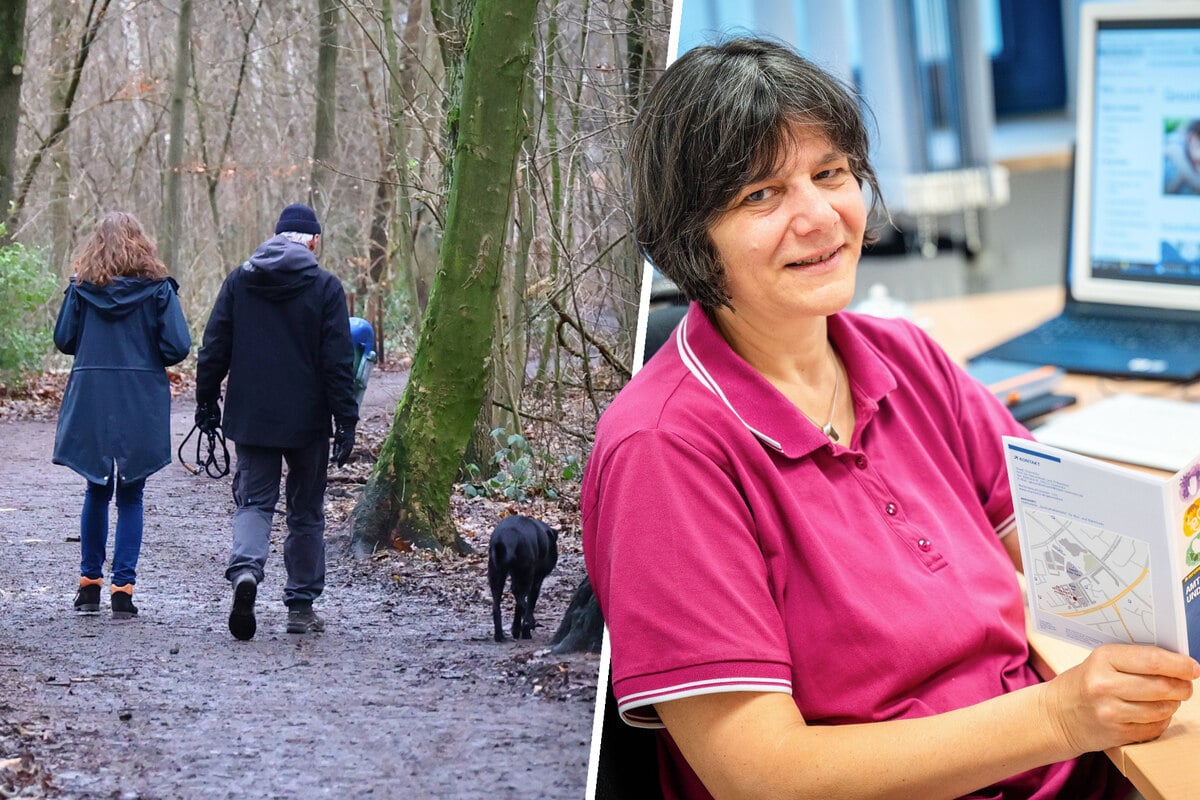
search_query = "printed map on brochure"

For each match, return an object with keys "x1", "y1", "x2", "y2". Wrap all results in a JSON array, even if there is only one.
[{"x1": 1002, "y1": 436, "x2": 1200, "y2": 659}]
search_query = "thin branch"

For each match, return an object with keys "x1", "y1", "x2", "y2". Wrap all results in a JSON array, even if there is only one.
[
  {"x1": 490, "y1": 398, "x2": 595, "y2": 445},
  {"x1": 337, "y1": 0, "x2": 450, "y2": 170},
  {"x1": 547, "y1": 291, "x2": 631, "y2": 380},
  {"x1": 8, "y1": 0, "x2": 113, "y2": 232}
]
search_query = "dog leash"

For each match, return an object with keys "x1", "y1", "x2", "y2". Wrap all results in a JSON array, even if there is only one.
[{"x1": 178, "y1": 423, "x2": 231, "y2": 478}]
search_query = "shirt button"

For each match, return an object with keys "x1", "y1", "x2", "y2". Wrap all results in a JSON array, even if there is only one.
[
  {"x1": 918, "y1": 538, "x2": 932, "y2": 551},
  {"x1": 855, "y1": 456, "x2": 868, "y2": 469},
  {"x1": 885, "y1": 502, "x2": 897, "y2": 516}
]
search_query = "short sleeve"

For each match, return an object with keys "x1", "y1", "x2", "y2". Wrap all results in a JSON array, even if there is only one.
[{"x1": 587, "y1": 428, "x2": 793, "y2": 727}]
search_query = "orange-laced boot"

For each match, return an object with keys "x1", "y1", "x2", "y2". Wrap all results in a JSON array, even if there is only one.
[
  {"x1": 74, "y1": 576, "x2": 103, "y2": 614},
  {"x1": 110, "y1": 583, "x2": 138, "y2": 620}
]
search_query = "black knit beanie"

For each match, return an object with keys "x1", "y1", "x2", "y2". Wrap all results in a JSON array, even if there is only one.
[{"x1": 275, "y1": 203, "x2": 321, "y2": 235}]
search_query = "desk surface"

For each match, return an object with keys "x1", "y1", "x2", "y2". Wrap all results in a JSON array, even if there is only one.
[{"x1": 913, "y1": 286, "x2": 1199, "y2": 800}]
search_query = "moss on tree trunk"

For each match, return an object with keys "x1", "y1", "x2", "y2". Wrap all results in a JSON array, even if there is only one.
[{"x1": 351, "y1": 0, "x2": 538, "y2": 554}]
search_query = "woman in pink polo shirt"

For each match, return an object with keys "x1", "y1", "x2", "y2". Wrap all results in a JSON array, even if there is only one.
[{"x1": 582, "y1": 37, "x2": 1198, "y2": 800}]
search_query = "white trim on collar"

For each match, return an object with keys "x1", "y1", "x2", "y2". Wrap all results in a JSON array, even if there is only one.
[{"x1": 675, "y1": 313, "x2": 784, "y2": 452}]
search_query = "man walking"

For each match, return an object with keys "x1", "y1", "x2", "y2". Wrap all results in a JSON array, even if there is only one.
[{"x1": 196, "y1": 203, "x2": 357, "y2": 640}]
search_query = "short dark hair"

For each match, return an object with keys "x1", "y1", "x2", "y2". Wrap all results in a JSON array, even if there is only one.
[{"x1": 628, "y1": 37, "x2": 885, "y2": 309}]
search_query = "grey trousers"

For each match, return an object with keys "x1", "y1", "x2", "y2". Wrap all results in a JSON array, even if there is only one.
[{"x1": 226, "y1": 438, "x2": 328, "y2": 606}]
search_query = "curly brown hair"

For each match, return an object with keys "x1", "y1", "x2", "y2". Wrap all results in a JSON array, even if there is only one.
[{"x1": 72, "y1": 211, "x2": 169, "y2": 286}]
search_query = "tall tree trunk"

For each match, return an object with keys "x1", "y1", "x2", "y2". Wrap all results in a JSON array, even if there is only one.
[
  {"x1": 0, "y1": 0, "x2": 29, "y2": 238},
  {"x1": 532, "y1": 0, "x2": 570, "y2": 387},
  {"x1": 626, "y1": 0, "x2": 650, "y2": 111},
  {"x1": 48, "y1": 0, "x2": 72, "y2": 276},
  {"x1": 616, "y1": 0, "x2": 653, "y2": 342},
  {"x1": 309, "y1": 0, "x2": 339, "y2": 216},
  {"x1": 161, "y1": 0, "x2": 192, "y2": 278},
  {"x1": 371, "y1": 0, "x2": 423, "y2": 345},
  {"x1": 351, "y1": 0, "x2": 538, "y2": 554},
  {"x1": 428, "y1": 0, "x2": 468, "y2": 195},
  {"x1": 500, "y1": 162, "x2": 534, "y2": 429},
  {"x1": 407, "y1": 0, "x2": 443, "y2": 318},
  {"x1": 390, "y1": 0, "x2": 425, "y2": 327},
  {"x1": 466, "y1": 124, "x2": 534, "y2": 473}
]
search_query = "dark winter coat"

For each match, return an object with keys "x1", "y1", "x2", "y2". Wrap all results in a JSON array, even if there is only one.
[
  {"x1": 52, "y1": 276, "x2": 192, "y2": 484},
  {"x1": 196, "y1": 235, "x2": 357, "y2": 449}
]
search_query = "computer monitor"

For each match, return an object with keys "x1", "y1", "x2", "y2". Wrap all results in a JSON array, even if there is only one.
[{"x1": 1070, "y1": 2, "x2": 1200, "y2": 311}]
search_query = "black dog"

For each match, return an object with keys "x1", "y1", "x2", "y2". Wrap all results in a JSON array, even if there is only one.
[{"x1": 488, "y1": 515, "x2": 558, "y2": 642}]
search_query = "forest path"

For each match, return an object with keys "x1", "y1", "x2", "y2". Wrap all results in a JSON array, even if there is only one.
[{"x1": 0, "y1": 366, "x2": 598, "y2": 799}]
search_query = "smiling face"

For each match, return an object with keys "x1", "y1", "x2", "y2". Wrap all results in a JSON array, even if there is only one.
[
  {"x1": 707, "y1": 125, "x2": 866, "y2": 329},
  {"x1": 627, "y1": 39, "x2": 883, "y2": 312}
]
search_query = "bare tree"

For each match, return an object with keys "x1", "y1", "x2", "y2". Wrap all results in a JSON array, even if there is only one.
[
  {"x1": 0, "y1": 0, "x2": 29, "y2": 237},
  {"x1": 7, "y1": 0, "x2": 112, "y2": 236},
  {"x1": 352, "y1": 0, "x2": 539, "y2": 552},
  {"x1": 310, "y1": 0, "x2": 339, "y2": 215},
  {"x1": 190, "y1": 0, "x2": 263, "y2": 269},
  {"x1": 47, "y1": 0, "x2": 73, "y2": 276},
  {"x1": 161, "y1": 0, "x2": 192, "y2": 277},
  {"x1": 8, "y1": 0, "x2": 672, "y2": 565},
  {"x1": 385, "y1": 0, "x2": 427, "y2": 328}
]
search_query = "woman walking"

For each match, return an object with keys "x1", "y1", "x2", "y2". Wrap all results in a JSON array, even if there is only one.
[{"x1": 53, "y1": 211, "x2": 191, "y2": 619}]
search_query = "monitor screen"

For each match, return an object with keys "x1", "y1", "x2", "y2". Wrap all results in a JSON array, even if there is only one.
[{"x1": 1071, "y1": 3, "x2": 1200, "y2": 310}]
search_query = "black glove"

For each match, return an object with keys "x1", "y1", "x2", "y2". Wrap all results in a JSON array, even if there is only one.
[
  {"x1": 331, "y1": 420, "x2": 356, "y2": 467},
  {"x1": 195, "y1": 399, "x2": 222, "y2": 435}
]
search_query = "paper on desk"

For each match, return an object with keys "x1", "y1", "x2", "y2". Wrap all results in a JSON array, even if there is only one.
[{"x1": 1031, "y1": 393, "x2": 1200, "y2": 472}]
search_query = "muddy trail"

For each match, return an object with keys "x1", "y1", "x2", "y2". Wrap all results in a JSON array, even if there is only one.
[{"x1": 0, "y1": 367, "x2": 600, "y2": 799}]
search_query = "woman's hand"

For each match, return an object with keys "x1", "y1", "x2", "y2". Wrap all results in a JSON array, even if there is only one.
[{"x1": 1041, "y1": 643, "x2": 1199, "y2": 755}]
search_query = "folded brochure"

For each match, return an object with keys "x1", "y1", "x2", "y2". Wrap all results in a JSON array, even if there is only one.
[{"x1": 1003, "y1": 436, "x2": 1200, "y2": 659}]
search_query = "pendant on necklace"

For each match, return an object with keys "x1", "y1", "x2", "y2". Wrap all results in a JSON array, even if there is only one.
[{"x1": 804, "y1": 346, "x2": 842, "y2": 444}]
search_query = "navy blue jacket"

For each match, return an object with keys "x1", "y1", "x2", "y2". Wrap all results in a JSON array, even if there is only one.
[
  {"x1": 53, "y1": 277, "x2": 192, "y2": 484},
  {"x1": 196, "y1": 236, "x2": 356, "y2": 448}
]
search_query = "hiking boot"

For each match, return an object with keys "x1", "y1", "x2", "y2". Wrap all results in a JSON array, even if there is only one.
[
  {"x1": 74, "y1": 577, "x2": 102, "y2": 615},
  {"x1": 286, "y1": 607, "x2": 325, "y2": 634},
  {"x1": 110, "y1": 584, "x2": 138, "y2": 620},
  {"x1": 228, "y1": 572, "x2": 257, "y2": 641}
]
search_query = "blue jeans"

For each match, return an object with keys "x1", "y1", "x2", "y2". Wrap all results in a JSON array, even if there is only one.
[{"x1": 80, "y1": 474, "x2": 146, "y2": 586}]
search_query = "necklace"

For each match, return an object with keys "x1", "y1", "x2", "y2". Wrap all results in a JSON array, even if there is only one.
[{"x1": 799, "y1": 349, "x2": 841, "y2": 442}]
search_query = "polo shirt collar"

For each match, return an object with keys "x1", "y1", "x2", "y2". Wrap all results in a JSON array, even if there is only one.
[{"x1": 674, "y1": 302, "x2": 897, "y2": 458}]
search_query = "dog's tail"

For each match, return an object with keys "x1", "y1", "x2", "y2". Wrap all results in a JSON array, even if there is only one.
[{"x1": 489, "y1": 539, "x2": 508, "y2": 569}]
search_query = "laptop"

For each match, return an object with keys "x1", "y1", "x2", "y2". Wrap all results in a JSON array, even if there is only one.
[{"x1": 971, "y1": 2, "x2": 1200, "y2": 382}]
